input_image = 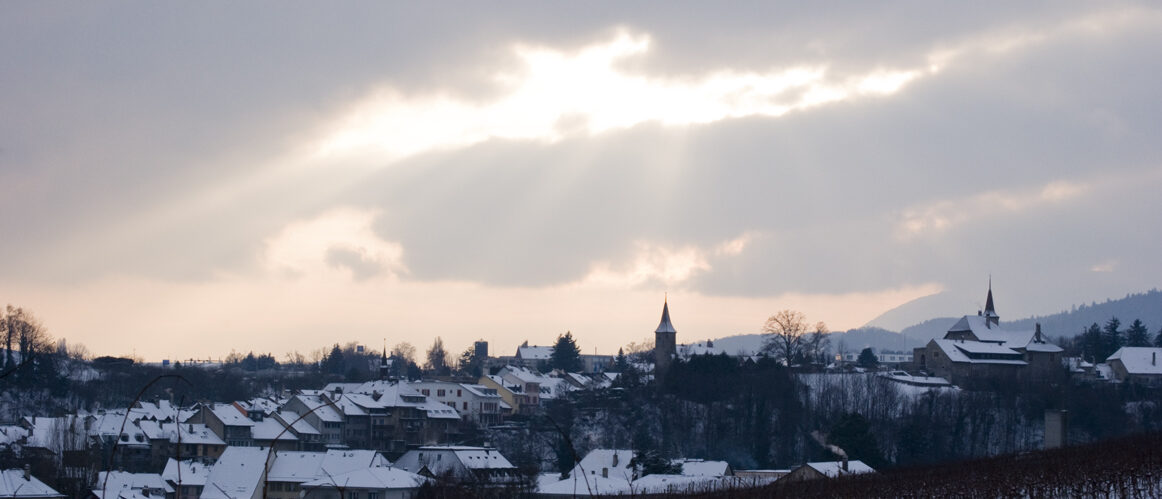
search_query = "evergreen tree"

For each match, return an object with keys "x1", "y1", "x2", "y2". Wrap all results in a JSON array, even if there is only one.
[
  {"x1": 323, "y1": 344, "x2": 344, "y2": 374},
  {"x1": 1082, "y1": 323, "x2": 1103, "y2": 362},
  {"x1": 857, "y1": 347, "x2": 879, "y2": 368},
  {"x1": 1126, "y1": 319, "x2": 1150, "y2": 347},
  {"x1": 630, "y1": 427, "x2": 680, "y2": 478},
  {"x1": 1155, "y1": 326, "x2": 1162, "y2": 348},
  {"x1": 615, "y1": 348, "x2": 628, "y2": 372},
  {"x1": 550, "y1": 331, "x2": 583, "y2": 372},
  {"x1": 458, "y1": 347, "x2": 483, "y2": 377},
  {"x1": 1102, "y1": 317, "x2": 1123, "y2": 359}
]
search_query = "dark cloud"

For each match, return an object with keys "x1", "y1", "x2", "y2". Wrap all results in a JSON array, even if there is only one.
[{"x1": 1, "y1": 0, "x2": 1159, "y2": 320}]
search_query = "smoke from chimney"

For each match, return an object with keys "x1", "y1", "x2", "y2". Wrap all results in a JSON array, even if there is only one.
[{"x1": 810, "y1": 431, "x2": 848, "y2": 459}]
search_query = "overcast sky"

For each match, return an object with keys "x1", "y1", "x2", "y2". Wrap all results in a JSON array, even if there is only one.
[{"x1": 3, "y1": 2, "x2": 1161, "y2": 361}]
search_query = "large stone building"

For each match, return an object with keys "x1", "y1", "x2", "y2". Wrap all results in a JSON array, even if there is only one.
[{"x1": 913, "y1": 284, "x2": 1063, "y2": 386}]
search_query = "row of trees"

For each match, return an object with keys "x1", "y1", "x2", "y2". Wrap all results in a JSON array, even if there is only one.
[{"x1": 1063, "y1": 317, "x2": 1161, "y2": 363}]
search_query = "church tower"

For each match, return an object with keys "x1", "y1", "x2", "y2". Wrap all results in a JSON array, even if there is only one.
[
  {"x1": 984, "y1": 278, "x2": 999, "y2": 328},
  {"x1": 655, "y1": 298, "x2": 678, "y2": 381}
]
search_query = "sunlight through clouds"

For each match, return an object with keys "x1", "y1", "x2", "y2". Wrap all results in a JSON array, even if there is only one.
[
  {"x1": 262, "y1": 208, "x2": 407, "y2": 280},
  {"x1": 895, "y1": 179, "x2": 1090, "y2": 239},
  {"x1": 314, "y1": 30, "x2": 925, "y2": 165}
]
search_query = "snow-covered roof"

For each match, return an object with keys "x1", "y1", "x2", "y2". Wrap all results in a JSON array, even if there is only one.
[
  {"x1": 265, "y1": 449, "x2": 387, "y2": 483},
  {"x1": 0, "y1": 470, "x2": 62, "y2": 498},
  {"x1": 418, "y1": 402, "x2": 461, "y2": 420},
  {"x1": 459, "y1": 384, "x2": 500, "y2": 398},
  {"x1": 802, "y1": 460, "x2": 875, "y2": 478},
  {"x1": 0, "y1": 426, "x2": 28, "y2": 446},
  {"x1": 23, "y1": 416, "x2": 86, "y2": 451},
  {"x1": 537, "y1": 377, "x2": 573, "y2": 400},
  {"x1": 238, "y1": 398, "x2": 282, "y2": 417},
  {"x1": 931, "y1": 340, "x2": 1027, "y2": 366},
  {"x1": 208, "y1": 404, "x2": 254, "y2": 427},
  {"x1": 1024, "y1": 340, "x2": 1064, "y2": 353},
  {"x1": 568, "y1": 449, "x2": 635, "y2": 484},
  {"x1": 332, "y1": 397, "x2": 369, "y2": 417},
  {"x1": 517, "y1": 346, "x2": 553, "y2": 360},
  {"x1": 946, "y1": 315, "x2": 1063, "y2": 355},
  {"x1": 134, "y1": 400, "x2": 192, "y2": 422},
  {"x1": 393, "y1": 447, "x2": 515, "y2": 478},
  {"x1": 162, "y1": 422, "x2": 225, "y2": 446},
  {"x1": 538, "y1": 474, "x2": 632, "y2": 496},
  {"x1": 880, "y1": 372, "x2": 952, "y2": 387},
  {"x1": 93, "y1": 472, "x2": 173, "y2": 499},
  {"x1": 952, "y1": 341, "x2": 1023, "y2": 355},
  {"x1": 200, "y1": 447, "x2": 267, "y2": 499},
  {"x1": 676, "y1": 459, "x2": 731, "y2": 477},
  {"x1": 251, "y1": 418, "x2": 296, "y2": 442},
  {"x1": 300, "y1": 467, "x2": 427, "y2": 491},
  {"x1": 162, "y1": 459, "x2": 211, "y2": 487},
  {"x1": 1107, "y1": 347, "x2": 1162, "y2": 375},
  {"x1": 274, "y1": 411, "x2": 320, "y2": 435},
  {"x1": 321, "y1": 383, "x2": 364, "y2": 394},
  {"x1": 292, "y1": 395, "x2": 343, "y2": 423},
  {"x1": 501, "y1": 365, "x2": 545, "y2": 384}
]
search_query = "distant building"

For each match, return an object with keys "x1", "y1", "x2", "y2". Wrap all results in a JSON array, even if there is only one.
[
  {"x1": 913, "y1": 283, "x2": 1063, "y2": 386},
  {"x1": 92, "y1": 471, "x2": 174, "y2": 499},
  {"x1": 781, "y1": 460, "x2": 875, "y2": 481},
  {"x1": 0, "y1": 469, "x2": 64, "y2": 499},
  {"x1": 1106, "y1": 347, "x2": 1162, "y2": 384},
  {"x1": 393, "y1": 446, "x2": 519, "y2": 485},
  {"x1": 838, "y1": 350, "x2": 913, "y2": 365}
]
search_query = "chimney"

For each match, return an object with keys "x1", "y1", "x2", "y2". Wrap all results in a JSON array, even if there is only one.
[
  {"x1": 612, "y1": 453, "x2": 618, "y2": 467},
  {"x1": 1035, "y1": 323, "x2": 1043, "y2": 343},
  {"x1": 23, "y1": 464, "x2": 29, "y2": 480},
  {"x1": 842, "y1": 457, "x2": 848, "y2": 472},
  {"x1": 1153, "y1": 352, "x2": 1156, "y2": 366}
]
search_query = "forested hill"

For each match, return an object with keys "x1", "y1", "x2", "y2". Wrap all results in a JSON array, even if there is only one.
[
  {"x1": 1005, "y1": 289, "x2": 1162, "y2": 338},
  {"x1": 899, "y1": 289, "x2": 1162, "y2": 343}
]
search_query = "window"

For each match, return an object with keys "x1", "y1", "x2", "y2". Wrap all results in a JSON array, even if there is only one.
[
  {"x1": 457, "y1": 389, "x2": 462, "y2": 397},
  {"x1": 421, "y1": 389, "x2": 430, "y2": 396},
  {"x1": 463, "y1": 402, "x2": 468, "y2": 410},
  {"x1": 368, "y1": 494, "x2": 379, "y2": 499},
  {"x1": 437, "y1": 389, "x2": 445, "y2": 397}
]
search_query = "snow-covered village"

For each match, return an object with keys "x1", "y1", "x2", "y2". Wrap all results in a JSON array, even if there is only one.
[
  {"x1": 6, "y1": 1, "x2": 1162, "y2": 497},
  {"x1": 4, "y1": 286, "x2": 1162, "y2": 497}
]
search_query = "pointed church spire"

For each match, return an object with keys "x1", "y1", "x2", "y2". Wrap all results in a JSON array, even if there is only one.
[
  {"x1": 656, "y1": 298, "x2": 676, "y2": 334},
  {"x1": 984, "y1": 277, "x2": 999, "y2": 327}
]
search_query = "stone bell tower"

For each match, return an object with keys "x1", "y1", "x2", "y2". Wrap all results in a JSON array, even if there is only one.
[{"x1": 654, "y1": 298, "x2": 677, "y2": 381}]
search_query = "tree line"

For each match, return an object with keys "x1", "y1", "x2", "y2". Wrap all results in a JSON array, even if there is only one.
[{"x1": 1058, "y1": 316, "x2": 1162, "y2": 363}]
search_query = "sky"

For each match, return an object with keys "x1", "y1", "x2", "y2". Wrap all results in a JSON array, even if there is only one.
[{"x1": 2, "y1": 2, "x2": 1161, "y2": 361}]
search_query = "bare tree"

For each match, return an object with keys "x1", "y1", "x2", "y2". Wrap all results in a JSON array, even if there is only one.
[
  {"x1": 1, "y1": 305, "x2": 52, "y2": 377},
  {"x1": 425, "y1": 337, "x2": 449, "y2": 374},
  {"x1": 802, "y1": 322, "x2": 831, "y2": 365},
  {"x1": 391, "y1": 342, "x2": 417, "y2": 364},
  {"x1": 761, "y1": 310, "x2": 816, "y2": 364}
]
